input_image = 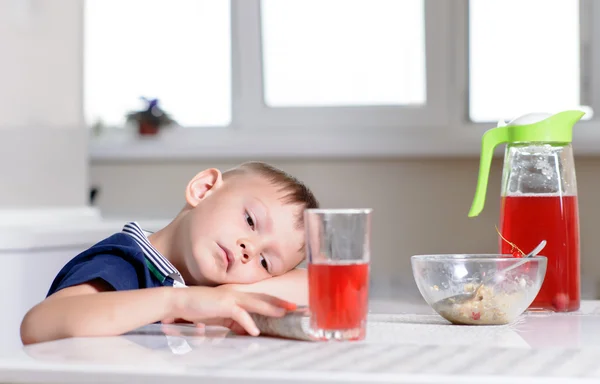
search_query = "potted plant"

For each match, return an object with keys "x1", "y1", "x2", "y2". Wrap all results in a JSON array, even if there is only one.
[{"x1": 126, "y1": 97, "x2": 176, "y2": 136}]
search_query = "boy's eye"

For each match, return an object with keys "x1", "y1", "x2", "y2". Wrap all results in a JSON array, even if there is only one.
[
  {"x1": 260, "y1": 255, "x2": 269, "y2": 272},
  {"x1": 245, "y1": 212, "x2": 255, "y2": 229}
]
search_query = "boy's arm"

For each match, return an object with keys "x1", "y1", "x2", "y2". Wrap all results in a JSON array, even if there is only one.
[
  {"x1": 218, "y1": 268, "x2": 308, "y2": 305},
  {"x1": 20, "y1": 280, "x2": 293, "y2": 345},
  {"x1": 20, "y1": 281, "x2": 177, "y2": 345}
]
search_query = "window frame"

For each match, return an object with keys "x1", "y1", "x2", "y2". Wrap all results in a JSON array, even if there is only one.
[
  {"x1": 239, "y1": 0, "x2": 449, "y2": 130},
  {"x1": 89, "y1": 0, "x2": 600, "y2": 161}
]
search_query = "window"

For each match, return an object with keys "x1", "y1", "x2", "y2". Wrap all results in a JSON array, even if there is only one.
[
  {"x1": 249, "y1": 0, "x2": 446, "y2": 131},
  {"x1": 86, "y1": 0, "x2": 599, "y2": 160},
  {"x1": 260, "y1": 0, "x2": 425, "y2": 107},
  {"x1": 84, "y1": 0, "x2": 231, "y2": 128},
  {"x1": 469, "y1": 0, "x2": 587, "y2": 122}
]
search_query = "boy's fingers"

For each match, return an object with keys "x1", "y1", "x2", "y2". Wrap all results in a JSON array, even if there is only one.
[
  {"x1": 200, "y1": 317, "x2": 231, "y2": 328},
  {"x1": 162, "y1": 317, "x2": 194, "y2": 325},
  {"x1": 269, "y1": 297, "x2": 297, "y2": 311},
  {"x1": 202, "y1": 318, "x2": 248, "y2": 335},
  {"x1": 230, "y1": 305, "x2": 260, "y2": 336},
  {"x1": 161, "y1": 324, "x2": 184, "y2": 337},
  {"x1": 250, "y1": 293, "x2": 298, "y2": 311},
  {"x1": 229, "y1": 322, "x2": 248, "y2": 335},
  {"x1": 240, "y1": 296, "x2": 288, "y2": 318}
]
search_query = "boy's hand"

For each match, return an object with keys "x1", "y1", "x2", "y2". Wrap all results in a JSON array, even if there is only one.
[{"x1": 171, "y1": 287, "x2": 296, "y2": 336}]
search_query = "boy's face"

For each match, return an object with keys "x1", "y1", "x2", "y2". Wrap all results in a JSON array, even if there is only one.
[{"x1": 184, "y1": 172, "x2": 305, "y2": 286}]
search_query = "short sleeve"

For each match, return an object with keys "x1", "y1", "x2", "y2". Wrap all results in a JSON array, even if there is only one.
[{"x1": 47, "y1": 253, "x2": 141, "y2": 296}]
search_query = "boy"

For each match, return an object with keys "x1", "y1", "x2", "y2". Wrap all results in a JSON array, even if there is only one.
[{"x1": 20, "y1": 162, "x2": 319, "y2": 345}]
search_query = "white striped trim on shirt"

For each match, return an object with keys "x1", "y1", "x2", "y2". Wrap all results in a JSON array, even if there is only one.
[{"x1": 122, "y1": 222, "x2": 186, "y2": 287}]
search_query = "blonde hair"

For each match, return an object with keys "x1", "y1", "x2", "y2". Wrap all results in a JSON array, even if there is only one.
[{"x1": 224, "y1": 161, "x2": 320, "y2": 230}]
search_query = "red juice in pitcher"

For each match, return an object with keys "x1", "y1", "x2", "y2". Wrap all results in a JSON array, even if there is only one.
[
  {"x1": 499, "y1": 194, "x2": 580, "y2": 312},
  {"x1": 308, "y1": 261, "x2": 369, "y2": 331}
]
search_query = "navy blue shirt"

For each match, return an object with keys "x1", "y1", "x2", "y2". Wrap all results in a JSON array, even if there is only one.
[{"x1": 47, "y1": 222, "x2": 186, "y2": 297}]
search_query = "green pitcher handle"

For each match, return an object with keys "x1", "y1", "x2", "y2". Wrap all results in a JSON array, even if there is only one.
[{"x1": 468, "y1": 127, "x2": 509, "y2": 217}]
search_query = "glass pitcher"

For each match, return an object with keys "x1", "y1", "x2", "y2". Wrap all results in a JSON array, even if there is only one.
[{"x1": 468, "y1": 110, "x2": 585, "y2": 312}]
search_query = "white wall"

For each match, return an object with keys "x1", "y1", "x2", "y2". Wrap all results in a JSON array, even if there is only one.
[{"x1": 0, "y1": 1, "x2": 86, "y2": 208}]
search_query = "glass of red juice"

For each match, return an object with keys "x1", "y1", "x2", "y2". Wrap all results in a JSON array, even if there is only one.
[{"x1": 305, "y1": 208, "x2": 372, "y2": 341}]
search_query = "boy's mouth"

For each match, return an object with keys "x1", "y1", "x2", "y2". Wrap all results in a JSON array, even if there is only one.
[{"x1": 217, "y1": 243, "x2": 233, "y2": 272}]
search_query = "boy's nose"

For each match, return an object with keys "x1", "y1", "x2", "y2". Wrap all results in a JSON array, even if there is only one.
[{"x1": 237, "y1": 239, "x2": 257, "y2": 263}]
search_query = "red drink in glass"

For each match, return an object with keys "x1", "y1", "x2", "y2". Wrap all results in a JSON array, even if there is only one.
[{"x1": 308, "y1": 261, "x2": 369, "y2": 334}]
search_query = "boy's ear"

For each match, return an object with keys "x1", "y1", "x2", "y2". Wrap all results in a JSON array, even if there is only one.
[{"x1": 185, "y1": 168, "x2": 223, "y2": 207}]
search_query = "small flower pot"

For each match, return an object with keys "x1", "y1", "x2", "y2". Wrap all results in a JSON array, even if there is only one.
[{"x1": 138, "y1": 121, "x2": 160, "y2": 136}]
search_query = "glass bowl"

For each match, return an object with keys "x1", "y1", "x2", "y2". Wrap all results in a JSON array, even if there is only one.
[{"x1": 411, "y1": 254, "x2": 547, "y2": 325}]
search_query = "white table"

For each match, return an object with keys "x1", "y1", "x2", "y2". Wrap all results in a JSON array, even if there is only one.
[{"x1": 2, "y1": 300, "x2": 600, "y2": 383}]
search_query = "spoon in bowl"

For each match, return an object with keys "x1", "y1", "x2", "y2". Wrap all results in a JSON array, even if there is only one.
[{"x1": 432, "y1": 240, "x2": 547, "y2": 311}]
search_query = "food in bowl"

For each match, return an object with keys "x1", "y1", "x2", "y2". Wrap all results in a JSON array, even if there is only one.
[
  {"x1": 433, "y1": 282, "x2": 525, "y2": 325},
  {"x1": 411, "y1": 254, "x2": 547, "y2": 325}
]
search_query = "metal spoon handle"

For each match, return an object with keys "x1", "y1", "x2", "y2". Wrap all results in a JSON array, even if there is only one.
[
  {"x1": 527, "y1": 240, "x2": 547, "y2": 258},
  {"x1": 495, "y1": 240, "x2": 547, "y2": 276},
  {"x1": 481, "y1": 240, "x2": 547, "y2": 284}
]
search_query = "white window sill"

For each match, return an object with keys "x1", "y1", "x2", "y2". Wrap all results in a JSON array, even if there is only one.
[{"x1": 88, "y1": 122, "x2": 600, "y2": 161}]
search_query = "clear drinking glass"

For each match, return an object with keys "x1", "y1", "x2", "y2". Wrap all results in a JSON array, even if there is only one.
[{"x1": 305, "y1": 208, "x2": 372, "y2": 341}]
